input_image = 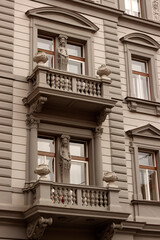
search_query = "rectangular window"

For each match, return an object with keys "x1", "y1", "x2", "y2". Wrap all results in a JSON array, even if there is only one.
[
  {"x1": 132, "y1": 58, "x2": 151, "y2": 100},
  {"x1": 70, "y1": 141, "x2": 88, "y2": 185},
  {"x1": 38, "y1": 36, "x2": 55, "y2": 68},
  {"x1": 125, "y1": 0, "x2": 141, "y2": 17},
  {"x1": 138, "y1": 151, "x2": 159, "y2": 200},
  {"x1": 38, "y1": 137, "x2": 55, "y2": 180},
  {"x1": 67, "y1": 43, "x2": 85, "y2": 75}
]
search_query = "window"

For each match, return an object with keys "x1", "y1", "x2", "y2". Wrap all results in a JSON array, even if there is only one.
[
  {"x1": 67, "y1": 43, "x2": 85, "y2": 75},
  {"x1": 38, "y1": 36, "x2": 55, "y2": 68},
  {"x1": 38, "y1": 137, "x2": 55, "y2": 180},
  {"x1": 70, "y1": 141, "x2": 88, "y2": 185},
  {"x1": 37, "y1": 35, "x2": 85, "y2": 74},
  {"x1": 37, "y1": 136, "x2": 89, "y2": 185},
  {"x1": 121, "y1": 33, "x2": 160, "y2": 115},
  {"x1": 138, "y1": 151, "x2": 159, "y2": 200},
  {"x1": 124, "y1": 0, "x2": 141, "y2": 17},
  {"x1": 132, "y1": 58, "x2": 151, "y2": 100}
]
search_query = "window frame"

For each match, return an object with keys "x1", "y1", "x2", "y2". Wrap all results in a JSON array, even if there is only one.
[
  {"x1": 70, "y1": 140, "x2": 89, "y2": 185},
  {"x1": 126, "y1": 124, "x2": 160, "y2": 202},
  {"x1": 131, "y1": 57, "x2": 151, "y2": 100},
  {"x1": 29, "y1": 11, "x2": 97, "y2": 77},
  {"x1": 37, "y1": 124, "x2": 94, "y2": 185},
  {"x1": 138, "y1": 150, "x2": 159, "y2": 201}
]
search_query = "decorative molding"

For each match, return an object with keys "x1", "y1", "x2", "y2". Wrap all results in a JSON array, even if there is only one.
[
  {"x1": 27, "y1": 216, "x2": 53, "y2": 240},
  {"x1": 26, "y1": 114, "x2": 39, "y2": 128},
  {"x1": 26, "y1": 7, "x2": 99, "y2": 32},
  {"x1": 125, "y1": 97, "x2": 160, "y2": 116},
  {"x1": 126, "y1": 124, "x2": 160, "y2": 139},
  {"x1": 94, "y1": 126, "x2": 103, "y2": 137},
  {"x1": 97, "y1": 108, "x2": 111, "y2": 125},
  {"x1": 152, "y1": 0, "x2": 160, "y2": 22},
  {"x1": 120, "y1": 32, "x2": 160, "y2": 50}
]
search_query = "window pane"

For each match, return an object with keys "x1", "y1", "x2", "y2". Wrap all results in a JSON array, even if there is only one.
[
  {"x1": 38, "y1": 138, "x2": 55, "y2": 153},
  {"x1": 132, "y1": 60, "x2": 146, "y2": 73},
  {"x1": 44, "y1": 54, "x2": 54, "y2": 68},
  {"x1": 68, "y1": 60, "x2": 83, "y2": 74},
  {"x1": 148, "y1": 170, "x2": 158, "y2": 200},
  {"x1": 70, "y1": 161, "x2": 86, "y2": 185},
  {"x1": 38, "y1": 37, "x2": 53, "y2": 51},
  {"x1": 132, "y1": 0, "x2": 140, "y2": 16},
  {"x1": 138, "y1": 152, "x2": 155, "y2": 166},
  {"x1": 38, "y1": 155, "x2": 54, "y2": 180},
  {"x1": 67, "y1": 44, "x2": 82, "y2": 57},
  {"x1": 132, "y1": 74, "x2": 150, "y2": 100},
  {"x1": 70, "y1": 142, "x2": 85, "y2": 157},
  {"x1": 140, "y1": 169, "x2": 147, "y2": 199}
]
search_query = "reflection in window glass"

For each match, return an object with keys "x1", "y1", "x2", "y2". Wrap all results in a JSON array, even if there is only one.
[
  {"x1": 125, "y1": 0, "x2": 141, "y2": 17},
  {"x1": 70, "y1": 141, "x2": 85, "y2": 157},
  {"x1": 70, "y1": 161, "x2": 86, "y2": 185},
  {"x1": 68, "y1": 60, "x2": 83, "y2": 75},
  {"x1": 67, "y1": 44, "x2": 82, "y2": 57},
  {"x1": 38, "y1": 37, "x2": 53, "y2": 51},
  {"x1": 38, "y1": 138, "x2": 55, "y2": 153}
]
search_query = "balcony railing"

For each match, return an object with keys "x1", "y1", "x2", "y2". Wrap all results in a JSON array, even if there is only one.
[
  {"x1": 24, "y1": 180, "x2": 122, "y2": 213},
  {"x1": 27, "y1": 66, "x2": 112, "y2": 99}
]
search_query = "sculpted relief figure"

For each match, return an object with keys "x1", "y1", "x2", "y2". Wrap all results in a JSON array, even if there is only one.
[
  {"x1": 58, "y1": 35, "x2": 68, "y2": 71},
  {"x1": 60, "y1": 135, "x2": 71, "y2": 183}
]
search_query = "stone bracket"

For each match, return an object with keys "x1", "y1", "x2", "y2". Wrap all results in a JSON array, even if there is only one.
[
  {"x1": 27, "y1": 216, "x2": 53, "y2": 240},
  {"x1": 23, "y1": 96, "x2": 47, "y2": 114},
  {"x1": 97, "y1": 223, "x2": 123, "y2": 240},
  {"x1": 97, "y1": 108, "x2": 111, "y2": 126}
]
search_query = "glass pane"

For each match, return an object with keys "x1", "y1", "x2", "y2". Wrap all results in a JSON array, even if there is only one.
[
  {"x1": 38, "y1": 37, "x2": 53, "y2": 51},
  {"x1": 68, "y1": 60, "x2": 83, "y2": 74},
  {"x1": 70, "y1": 161, "x2": 86, "y2": 185},
  {"x1": 132, "y1": 60, "x2": 146, "y2": 73},
  {"x1": 148, "y1": 170, "x2": 158, "y2": 200},
  {"x1": 132, "y1": 0, "x2": 140, "y2": 16},
  {"x1": 44, "y1": 54, "x2": 54, "y2": 68},
  {"x1": 132, "y1": 74, "x2": 150, "y2": 100},
  {"x1": 139, "y1": 169, "x2": 147, "y2": 199},
  {"x1": 38, "y1": 138, "x2": 55, "y2": 153},
  {"x1": 67, "y1": 44, "x2": 82, "y2": 57},
  {"x1": 38, "y1": 155, "x2": 54, "y2": 180},
  {"x1": 138, "y1": 152, "x2": 155, "y2": 166},
  {"x1": 70, "y1": 142, "x2": 85, "y2": 157}
]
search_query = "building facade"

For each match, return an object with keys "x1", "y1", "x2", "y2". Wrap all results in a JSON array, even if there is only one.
[{"x1": 0, "y1": 0, "x2": 160, "y2": 239}]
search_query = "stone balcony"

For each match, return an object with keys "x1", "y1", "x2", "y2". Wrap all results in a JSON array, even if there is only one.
[
  {"x1": 24, "y1": 66, "x2": 116, "y2": 126},
  {"x1": 23, "y1": 180, "x2": 129, "y2": 226}
]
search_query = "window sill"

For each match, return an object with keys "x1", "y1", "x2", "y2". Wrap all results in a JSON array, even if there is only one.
[
  {"x1": 132, "y1": 199, "x2": 160, "y2": 206},
  {"x1": 125, "y1": 97, "x2": 160, "y2": 116}
]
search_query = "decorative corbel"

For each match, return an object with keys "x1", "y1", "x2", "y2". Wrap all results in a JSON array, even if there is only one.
[
  {"x1": 30, "y1": 96, "x2": 47, "y2": 114},
  {"x1": 97, "y1": 108, "x2": 111, "y2": 126},
  {"x1": 27, "y1": 216, "x2": 53, "y2": 240},
  {"x1": 127, "y1": 100, "x2": 137, "y2": 112},
  {"x1": 97, "y1": 223, "x2": 123, "y2": 240}
]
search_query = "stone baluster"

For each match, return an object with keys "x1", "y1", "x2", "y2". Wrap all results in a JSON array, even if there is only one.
[{"x1": 94, "y1": 127, "x2": 103, "y2": 187}]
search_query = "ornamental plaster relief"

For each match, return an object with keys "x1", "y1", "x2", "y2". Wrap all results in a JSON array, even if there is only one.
[{"x1": 152, "y1": 0, "x2": 160, "y2": 22}]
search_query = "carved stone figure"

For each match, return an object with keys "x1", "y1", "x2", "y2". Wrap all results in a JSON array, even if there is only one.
[
  {"x1": 58, "y1": 35, "x2": 68, "y2": 71},
  {"x1": 60, "y1": 135, "x2": 71, "y2": 183}
]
